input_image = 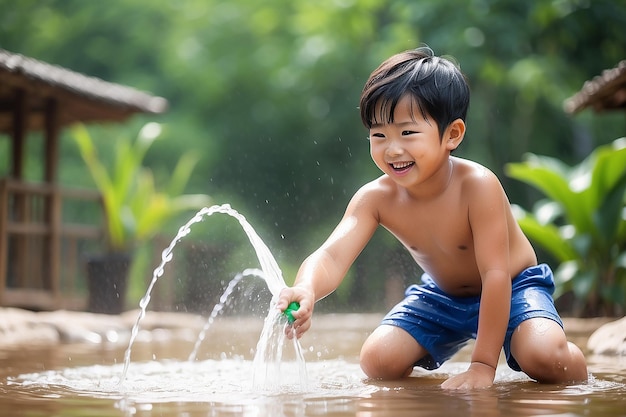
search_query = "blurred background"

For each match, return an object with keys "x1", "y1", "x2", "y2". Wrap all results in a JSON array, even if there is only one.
[{"x1": 1, "y1": 0, "x2": 624, "y2": 315}]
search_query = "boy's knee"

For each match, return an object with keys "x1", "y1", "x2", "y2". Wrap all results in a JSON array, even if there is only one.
[
  {"x1": 564, "y1": 342, "x2": 588, "y2": 381},
  {"x1": 512, "y1": 319, "x2": 587, "y2": 384},
  {"x1": 359, "y1": 342, "x2": 411, "y2": 379},
  {"x1": 360, "y1": 324, "x2": 424, "y2": 379},
  {"x1": 518, "y1": 340, "x2": 587, "y2": 383},
  {"x1": 359, "y1": 342, "x2": 384, "y2": 378}
]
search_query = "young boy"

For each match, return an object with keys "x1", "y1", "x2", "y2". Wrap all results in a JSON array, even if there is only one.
[{"x1": 276, "y1": 47, "x2": 587, "y2": 389}]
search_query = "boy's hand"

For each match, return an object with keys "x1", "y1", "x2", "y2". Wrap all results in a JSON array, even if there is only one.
[
  {"x1": 276, "y1": 286, "x2": 315, "y2": 339},
  {"x1": 440, "y1": 362, "x2": 496, "y2": 390}
]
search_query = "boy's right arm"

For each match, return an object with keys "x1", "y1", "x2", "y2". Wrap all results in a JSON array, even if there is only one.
[{"x1": 276, "y1": 185, "x2": 381, "y2": 338}]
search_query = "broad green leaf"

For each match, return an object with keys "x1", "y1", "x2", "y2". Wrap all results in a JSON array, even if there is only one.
[
  {"x1": 553, "y1": 260, "x2": 578, "y2": 299},
  {"x1": 506, "y1": 158, "x2": 593, "y2": 232},
  {"x1": 512, "y1": 206, "x2": 577, "y2": 261},
  {"x1": 594, "y1": 169, "x2": 626, "y2": 244},
  {"x1": 532, "y1": 200, "x2": 562, "y2": 225},
  {"x1": 571, "y1": 269, "x2": 595, "y2": 299},
  {"x1": 617, "y1": 251, "x2": 626, "y2": 269},
  {"x1": 586, "y1": 140, "x2": 626, "y2": 244}
]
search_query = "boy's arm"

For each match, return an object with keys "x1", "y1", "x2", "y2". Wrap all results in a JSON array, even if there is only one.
[
  {"x1": 442, "y1": 170, "x2": 512, "y2": 389},
  {"x1": 277, "y1": 185, "x2": 380, "y2": 337}
]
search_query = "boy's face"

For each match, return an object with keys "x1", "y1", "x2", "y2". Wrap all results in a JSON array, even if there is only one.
[{"x1": 368, "y1": 95, "x2": 454, "y2": 188}]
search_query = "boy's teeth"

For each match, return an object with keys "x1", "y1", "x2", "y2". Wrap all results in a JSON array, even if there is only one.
[{"x1": 392, "y1": 162, "x2": 413, "y2": 169}]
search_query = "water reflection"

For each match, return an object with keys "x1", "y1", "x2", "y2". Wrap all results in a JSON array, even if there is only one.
[
  {"x1": 355, "y1": 375, "x2": 626, "y2": 417},
  {"x1": 1, "y1": 314, "x2": 625, "y2": 417}
]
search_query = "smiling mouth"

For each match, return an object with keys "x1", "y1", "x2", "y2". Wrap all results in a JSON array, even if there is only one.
[{"x1": 390, "y1": 161, "x2": 415, "y2": 172}]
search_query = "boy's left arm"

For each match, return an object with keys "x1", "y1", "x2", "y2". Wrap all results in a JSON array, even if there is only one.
[
  {"x1": 442, "y1": 269, "x2": 511, "y2": 389},
  {"x1": 442, "y1": 171, "x2": 512, "y2": 389}
]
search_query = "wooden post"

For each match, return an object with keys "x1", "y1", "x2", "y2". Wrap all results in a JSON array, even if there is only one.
[
  {"x1": 44, "y1": 98, "x2": 61, "y2": 306},
  {"x1": 0, "y1": 179, "x2": 8, "y2": 304},
  {"x1": 44, "y1": 98, "x2": 59, "y2": 183},
  {"x1": 11, "y1": 88, "x2": 28, "y2": 290},
  {"x1": 10, "y1": 89, "x2": 26, "y2": 180}
]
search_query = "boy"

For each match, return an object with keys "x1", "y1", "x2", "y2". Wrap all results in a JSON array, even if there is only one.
[{"x1": 276, "y1": 47, "x2": 587, "y2": 389}]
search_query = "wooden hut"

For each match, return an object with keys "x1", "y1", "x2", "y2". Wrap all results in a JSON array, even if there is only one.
[
  {"x1": 564, "y1": 60, "x2": 626, "y2": 114},
  {"x1": 0, "y1": 49, "x2": 167, "y2": 310}
]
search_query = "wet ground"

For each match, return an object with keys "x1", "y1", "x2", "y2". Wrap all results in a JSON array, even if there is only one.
[{"x1": 0, "y1": 312, "x2": 624, "y2": 417}]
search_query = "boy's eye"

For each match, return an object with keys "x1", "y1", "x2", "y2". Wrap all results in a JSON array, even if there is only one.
[
  {"x1": 402, "y1": 130, "x2": 416, "y2": 135},
  {"x1": 370, "y1": 133, "x2": 385, "y2": 138}
]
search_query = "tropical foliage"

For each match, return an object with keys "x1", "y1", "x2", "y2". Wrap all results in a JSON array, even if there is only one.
[
  {"x1": 1, "y1": 0, "x2": 625, "y2": 312},
  {"x1": 506, "y1": 138, "x2": 626, "y2": 316},
  {"x1": 72, "y1": 123, "x2": 212, "y2": 253}
]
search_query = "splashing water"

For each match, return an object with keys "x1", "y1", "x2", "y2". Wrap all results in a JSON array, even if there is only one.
[
  {"x1": 252, "y1": 307, "x2": 309, "y2": 390},
  {"x1": 120, "y1": 204, "x2": 305, "y2": 387},
  {"x1": 187, "y1": 268, "x2": 266, "y2": 362}
]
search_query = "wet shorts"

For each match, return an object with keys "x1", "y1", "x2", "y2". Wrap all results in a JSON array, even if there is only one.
[{"x1": 380, "y1": 263, "x2": 563, "y2": 371}]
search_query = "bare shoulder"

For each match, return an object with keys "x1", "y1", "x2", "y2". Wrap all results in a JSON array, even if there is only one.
[
  {"x1": 455, "y1": 158, "x2": 498, "y2": 182},
  {"x1": 454, "y1": 158, "x2": 505, "y2": 196},
  {"x1": 352, "y1": 175, "x2": 397, "y2": 202},
  {"x1": 342, "y1": 175, "x2": 398, "y2": 223}
]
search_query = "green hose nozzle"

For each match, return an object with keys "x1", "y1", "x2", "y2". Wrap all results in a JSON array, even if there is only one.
[{"x1": 283, "y1": 302, "x2": 300, "y2": 324}]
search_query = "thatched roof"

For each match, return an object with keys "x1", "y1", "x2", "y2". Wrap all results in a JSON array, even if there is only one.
[
  {"x1": 564, "y1": 60, "x2": 626, "y2": 114},
  {"x1": 0, "y1": 49, "x2": 168, "y2": 133}
]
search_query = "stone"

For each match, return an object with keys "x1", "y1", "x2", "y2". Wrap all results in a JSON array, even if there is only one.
[
  {"x1": 0, "y1": 308, "x2": 59, "y2": 347},
  {"x1": 587, "y1": 316, "x2": 626, "y2": 355},
  {"x1": 0, "y1": 308, "x2": 206, "y2": 349},
  {"x1": 37, "y1": 310, "x2": 128, "y2": 344}
]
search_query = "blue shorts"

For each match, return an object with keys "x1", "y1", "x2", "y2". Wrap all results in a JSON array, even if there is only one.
[{"x1": 380, "y1": 264, "x2": 563, "y2": 371}]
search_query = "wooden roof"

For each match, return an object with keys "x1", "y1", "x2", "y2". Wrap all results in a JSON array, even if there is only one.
[
  {"x1": 564, "y1": 60, "x2": 626, "y2": 114},
  {"x1": 0, "y1": 48, "x2": 168, "y2": 133}
]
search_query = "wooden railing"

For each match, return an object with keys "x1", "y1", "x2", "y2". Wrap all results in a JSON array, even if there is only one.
[{"x1": 0, "y1": 178, "x2": 103, "y2": 310}]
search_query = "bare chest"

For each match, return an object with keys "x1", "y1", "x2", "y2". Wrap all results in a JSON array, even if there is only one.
[
  {"x1": 380, "y1": 197, "x2": 472, "y2": 254},
  {"x1": 377, "y1": 195, "x2": 482, "y2": 293}
]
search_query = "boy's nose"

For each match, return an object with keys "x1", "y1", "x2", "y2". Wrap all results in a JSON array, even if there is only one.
[{"x1": 385, "y1": 140, "x2": 404, "y2": 157}]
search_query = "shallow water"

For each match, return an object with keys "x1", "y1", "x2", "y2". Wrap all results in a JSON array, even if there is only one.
[{"x1": 1, "y1": 314, "x2": 625, "y2": 417}]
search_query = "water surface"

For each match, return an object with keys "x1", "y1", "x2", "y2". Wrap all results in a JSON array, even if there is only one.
[{"x1": 1, "y1": 314, "x2": 624, "y2": 417}]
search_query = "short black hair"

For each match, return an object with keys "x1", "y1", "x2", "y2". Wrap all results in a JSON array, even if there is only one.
[{"x1": 359, "y1": 47, "x2": 470, "y2": 139}]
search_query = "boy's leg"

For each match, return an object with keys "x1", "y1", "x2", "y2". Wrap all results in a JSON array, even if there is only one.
[
  {"x1": 360, "y1": 324, "x2": 429, "y2": 379},
  {"x1": 509, "y1": 317, "x2": 587, "y2": 383}
]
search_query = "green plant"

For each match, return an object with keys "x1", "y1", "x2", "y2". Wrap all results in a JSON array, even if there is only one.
[
  {"x1": 505, "y1": 137, "x2": 626, "y2": 316},
  {"x1": 72, "y1": 122, "x2": 212, "y2": 253}
]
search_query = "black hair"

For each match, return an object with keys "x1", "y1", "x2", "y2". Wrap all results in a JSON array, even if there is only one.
[{"x1": 359, "y1": 47, "x2": 470, "y2": 140}]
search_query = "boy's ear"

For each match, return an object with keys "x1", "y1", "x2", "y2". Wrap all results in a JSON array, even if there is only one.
[{"x1": 445, "y1": 119, "x2": 465, "y2": 151}]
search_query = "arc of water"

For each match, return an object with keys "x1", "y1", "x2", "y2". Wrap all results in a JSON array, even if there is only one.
[
  {"x1": 120, "y1": 204, "x2": 288, "y2": 384},
  {"x1": 209, "y1": 205, "x2": 286, "y2": 296},
  {"x1": 187, "y1": 268, "x2": 266, "y2": 362}
]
